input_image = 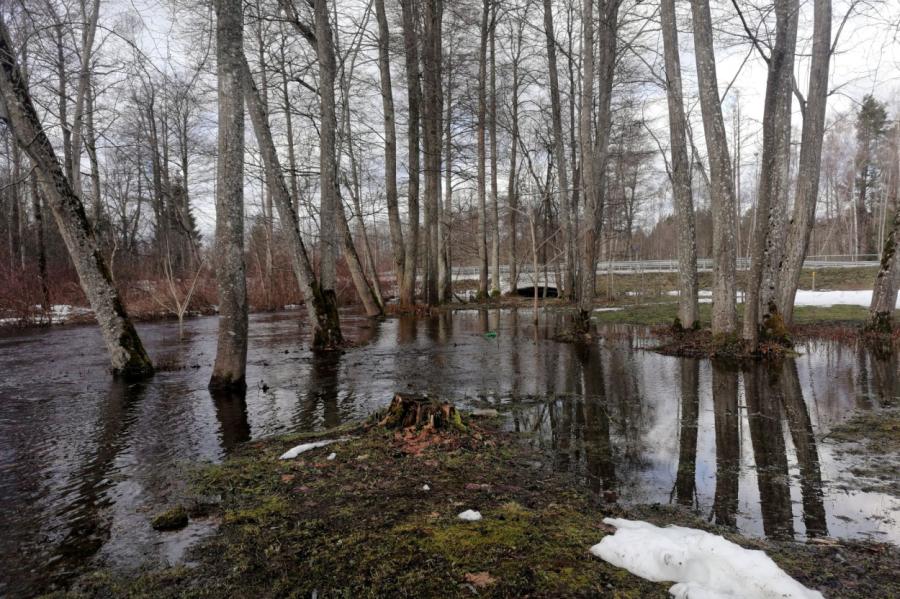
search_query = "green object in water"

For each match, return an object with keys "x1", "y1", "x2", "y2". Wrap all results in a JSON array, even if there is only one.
[{"x1": 484, "y1": 331, "x2": 498, "y2": 339}]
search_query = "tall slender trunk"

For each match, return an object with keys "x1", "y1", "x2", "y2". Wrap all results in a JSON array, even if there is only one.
[
  {"x1": 506, "y1": 24, "x2": 522, "y2": 296},
  {"x1": 661, "y1": 0, "x2": 699, "y2": 328},
  {"x1": 577, "y1": 0, "x2": 595, "y2": 323},
  {"x1": 0, "y1": 16, "x2": 153, "y2": 377},
  {"x1": 690, "y1": 0, "x2": 737, "y2": 336},
  {"x1": 314, "y1": 0, "x2": 380, "y2": 317},
  {"x1": 867, "y1": 151, "x2": 900, "y2": 333},
  {"x1": 422, "y1": 0, "x2": 443, "y2": 305},
  {"x1": 239, "y1": 54, "x2": 343, "y2": 348},
  {"x1": 743, "y1": 0, "x2": 798, "y2": 348},
  {"x1": 374, "y1": 0, "x2": 405, "y2": 294},
  {"x1": 543, "y1": 0, "x2": 573, "y2": 299},
  {"x1": 489, "y1": 7, "x2": 500, "y2": 295},
  {"x1": 70, "y1": 0, "x2": 101, "y2": 198},
  {"x1": 776, "y1": 0, "x2": 833, "y2": 324},
  {"x1": 476, "y1": 0, "x2": 490, "y2": 298},
  {"x1": 577, "y1": 0, "x2": 619, "y2": 324},
  {"x1": 439, "y1": 45, "x2": 453, "y2": 302},
  {"x1": 210, "y1": 0, "x2": 248, "y2": 390},
  {"x1": 314, "y1": 0, "x2": 339, "y2": 307},
  {"x1": 399, "y1": 0, "x2": 421, "y2": 306}
]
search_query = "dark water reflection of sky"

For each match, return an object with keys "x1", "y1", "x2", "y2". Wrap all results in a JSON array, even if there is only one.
[{"x1": 0, "y1": 308, "x2": 897, "y2": 596}]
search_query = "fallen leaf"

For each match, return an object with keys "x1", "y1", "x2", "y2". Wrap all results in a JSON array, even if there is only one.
[
  {"x1": 281, "y1": 474, "x2": 295, "y2": 483},
  {"x1": 464, "y1": 572, "x2": 496, "y2": 588}
]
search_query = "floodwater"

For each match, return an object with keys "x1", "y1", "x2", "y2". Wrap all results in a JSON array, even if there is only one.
[{"x1": 0, "y1": 308, "x2": 898, "y2": 596}]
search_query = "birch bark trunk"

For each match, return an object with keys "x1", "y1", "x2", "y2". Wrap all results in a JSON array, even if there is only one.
[
  {"x1": 476, "y1": 0, "x2": 490, "y2": 299},
  {"x1": 0, "y1": 16, "x2": 153, "y2": 377}
]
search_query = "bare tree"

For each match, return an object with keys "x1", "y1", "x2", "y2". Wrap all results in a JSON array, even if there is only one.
[
  {"x1": 690, "y1": 0, "x2": 737, "y2": 336},
  {"x1": 375, "y1": 0, "x2": 405, "y2": 292},
  {"x1": 210, "y1": 0, "x2": 248, "y2": 389},
  {"x1": 743, "y1": 0, "x2": 799, "y2": 348},
  {"x1": 476, "y1": 0, "x2": 491, "y2": 299},
  {"x1": 775, "y1": 0, "x2": 832, "y2": 324},
  {"x1": 422, "y1": 0, "x2": 443, "y2": 305},
  {"x1": 543, "y1": 0, "x2": 573, "y2": 299},
  {"x1": 660, "y1": 0, "x2": 699, "y2": 328},
  {"x1": 399, "y1": 0, "x2": 421, "y2": 307},
  {"x1": 0, "y1": 15, "x2": 153, "y2": 377}
]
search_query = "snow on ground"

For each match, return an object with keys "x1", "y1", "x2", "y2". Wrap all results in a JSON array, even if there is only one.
[
  {"x1": 279, "y1": 439, "x2": 341, "y2": 460},
  {"x1": 457, "y1": 510, "x2": 482, "y2": 521},
  {"x1": 667, "y1": 289, "x2": 888, "y2": 308},
  {"x1": 590, "y1": 518, "x2": 823, "y2": 599}
]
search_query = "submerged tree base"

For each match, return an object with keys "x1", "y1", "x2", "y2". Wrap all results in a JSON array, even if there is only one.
[{"x1": 49, "y1": 411, "x2": 899, "y2": 598}]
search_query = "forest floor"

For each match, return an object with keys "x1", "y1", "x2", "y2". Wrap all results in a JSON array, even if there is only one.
[{"x1": 48, "y1": 412, "x2": 899, "y2": 599}]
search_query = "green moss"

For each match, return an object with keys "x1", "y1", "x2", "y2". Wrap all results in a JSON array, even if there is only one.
[
  {"x1": 50, "y1": 419, "x2": 899, "y2": 599},
  {"x1": 150, "y1": 506, "x2": 188, "y2": 531}
]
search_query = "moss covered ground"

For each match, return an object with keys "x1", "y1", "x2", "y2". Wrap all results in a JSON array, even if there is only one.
[{"x1": 48, "y1": 415, "x2": 899, "y2": 599}]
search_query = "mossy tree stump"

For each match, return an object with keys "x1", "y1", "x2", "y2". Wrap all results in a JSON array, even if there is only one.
[{"x1": 378, "y1": 394, "x2": 465, "y2": 431}]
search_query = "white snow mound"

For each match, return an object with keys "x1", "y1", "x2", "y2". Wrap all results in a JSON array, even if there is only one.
[
  {"x1": 590, "y1": 518, "x2": 823, "y2": 599},
  {"x1": 279, "y1": 439, "x2": 339, "y2": 460},
  {"x1": 457, "y1": 509, "x2": 482, "y2": 521}
]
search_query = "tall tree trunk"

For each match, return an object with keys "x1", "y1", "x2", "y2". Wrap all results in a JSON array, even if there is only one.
[
  {"x1": 210, "y1": 0, "x2": 248, "y2": 390},
  {"x1": 30, "y1": 172, "x2": 51, "y2": 315},
  {"x1": 399, "y1": 0, "x2": 421, "y2": 307},
  {"x1": 489, "y1": 7, "x2": 500, "y2": 296},
  {"x1": 476, "y1": 0, "x2": 490, "y2": 299},
  {"x1": 506, "y1": 24, "x2": 522, "y2": 296},
  {"x1": 743, "y1": 0, "x2": 798, "y2": 348},
  {"x1": 577, "y1": 0, "x2": 619, "y2": 326},
  {"x1": 422, "y1": 0, "x2": 443, "y2": 305},
  {"x1": 661, "y1": 0, "x2": 699, "y2": 329},
  {"x1": 70, "y1": 0, "x2": 101, "y2": 198},
  {"x1": 314, "y1": 0, "x2": 340, "y2": 315},
  {"x1": 577, "y1": 0, "x2": 596, "y2": 324},
  {"x1": 0, "y1": 17, "x2": 153, "y2": 377},
  {"x1": 690, "y1": 0, "x2": 737, "y2": 336},
  {"x1": 439, "y1": 45, "x2": 453, "y2": 302},
  {"x1": 374, "y1": 0, "x2": 405, "y2": 294},
  {"x1": 543, "y1": 0, "x2": 573, "y2": 299},
  {"x1": 239, "y1": 55, "x2": 344, "y2": 348},
  {"x1": 314, "y1": 0, "x2": 380, "y2": 317},
  {"x1": 776, "y1": 0, "x2": 833, "y2": 324}
]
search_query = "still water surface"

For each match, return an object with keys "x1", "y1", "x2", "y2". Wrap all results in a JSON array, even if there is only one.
[{"x1": 0, "y1": 309, "x2": 897, "y2": 596}]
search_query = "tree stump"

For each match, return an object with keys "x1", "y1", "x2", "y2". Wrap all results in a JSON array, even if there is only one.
[{"x1": 378, "y1": 394, "x2": 465, "y2": 431}]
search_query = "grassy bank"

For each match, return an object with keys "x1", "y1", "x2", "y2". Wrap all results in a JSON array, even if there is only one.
[
  {"x1": 51, "y1": 414, "x2": 899, "y2": 598},
  {"x1": 589, "y1": 302, "x2": 878, "y2": 327}
]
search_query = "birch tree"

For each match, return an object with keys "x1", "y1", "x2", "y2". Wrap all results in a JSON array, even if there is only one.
[{"x1": 0, "y1": 14, "x2": 153, "y2": 377}]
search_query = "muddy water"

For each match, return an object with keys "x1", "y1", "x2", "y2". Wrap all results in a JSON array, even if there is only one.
[{"x1": 0, "y1": 309, "x2": 897, "y2": 596}]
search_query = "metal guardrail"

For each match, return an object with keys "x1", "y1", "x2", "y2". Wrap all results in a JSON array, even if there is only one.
[{"x1": 446, "y1": 256, "x2": 880, "y2": 279}]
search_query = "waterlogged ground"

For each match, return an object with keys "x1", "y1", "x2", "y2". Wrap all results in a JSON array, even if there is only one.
[{"x1": 0, "y1": 308, "x2": 898, "y2": 596}]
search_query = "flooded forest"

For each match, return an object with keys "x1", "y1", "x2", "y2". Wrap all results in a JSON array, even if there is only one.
[{"x1": 1, "y1": 0, "x2": 899, "y2": 597}]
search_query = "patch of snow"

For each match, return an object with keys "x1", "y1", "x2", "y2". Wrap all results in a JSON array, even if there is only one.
[
  {"x1": 422, "y1": 484, "x2": 430, "y2": 491},
  {"x1": 593, "y1": 307, "x2": 624, "y2": 313},
  {"x1": 668, "y1": 288, "x2": 888, "y2": 308},
  {"x1": 326, "y1": 452, "x2": 336, "y2": 461},
  {"x1": 458, "y1": 509, "x2": 482, "y2": 522},
  {"x1": 279, "y1": 439, "x2": 339, "y2": 460},
  {"x1": 590, "y1": 518, "x2": 823, "y2": 599}
]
